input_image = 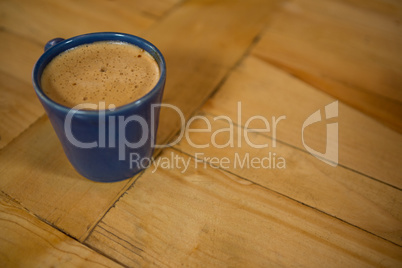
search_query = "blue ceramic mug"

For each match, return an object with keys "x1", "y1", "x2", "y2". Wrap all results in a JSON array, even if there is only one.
[{"x1": 32, "y1": 32, "x2": 166, "y2": 182}]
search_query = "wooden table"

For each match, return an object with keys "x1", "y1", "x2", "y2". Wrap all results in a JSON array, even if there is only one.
[{"x1": 1, "y1": 0, "x2": 401, "y2": 267}]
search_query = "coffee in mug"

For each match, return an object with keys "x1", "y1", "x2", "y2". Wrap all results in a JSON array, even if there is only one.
[
  {"x1": 32, "y1": 32, "x2": 166, "y2": 182},
  {"x1": 41, "y1": 41, "x2": 160, "y2": 108}
]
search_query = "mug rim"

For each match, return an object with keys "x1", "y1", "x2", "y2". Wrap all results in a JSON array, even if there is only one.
[{"x1": 32, "y1": 32, "x2": 166, "y2": 116}]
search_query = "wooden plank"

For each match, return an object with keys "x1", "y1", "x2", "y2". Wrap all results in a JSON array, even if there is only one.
[
  {"x1": 0, "y1": 0, "x2": 164, "y2": 45},
  {"x1": 252, "y1": 0, "x2": 402, "y2": 132},
  {"x1": 0, "y1": 116, "x2": 135, "y2": 241},
  {"x1": 0, "y1": 0, "x2": 282, "y2": 241},
  {"x1": 202, "y1": 56, "x2": 402, "y2": 189},
  {"x1": 0, "y1": 191, "x2": 122, "y2": 267},
  {"x1": 0, "y1": 30, "x2": 45, "y2": 149},
  {"x1": 0, "y1": 0, "x2": 180, "y2": 149},
  {"x1": 0, "y1": 30, "x2": 43, "y2": 85},
  {"x1": 174, "y1": 112, "x2": 402, "y2": 245},
  {"x1": 0, "y1": 71, "x2": 44, "y2": 149},
  {"x1": 85, "y1": 148, "x2": 402, "y2": 267},
  {"x1": 141, "y1": 0, "x2": 281, "y2": 146}
]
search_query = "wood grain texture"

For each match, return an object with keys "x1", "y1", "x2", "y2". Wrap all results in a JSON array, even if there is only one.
[
  {"x1": 86, "y1": 148, "x2": 402, "y2": 267},
  {"x1": 0, "y1": 29, "x2": 46, "y2": 149},
  {"x1": 0, "y1": 116, "x2": 135, "y2": 241},
  {"x1": 252, "y1": 0, "x2": 402, "y2": 132},
  {"x1": 0, "y1": 71, "x2": 43, "y2": 149},
  {"x1": 202, "y1": 56, "x2": 402, "y2": 189},
  {"x1": 0, "y1": 0, "x2": 177, "y2": 45},
  {"x1": 141, "y1": 0, "x2": 282, "y2": 146},
  {"x1": 1, "y1": 0, "x2": 401, "y2": 265},
  {"x1": 175, "y1": 112, "x2": 402, "y2": 245},
  {"x1": 0, "y1": 191, "x2": 122, "y2": 268},
  {"x1": 0, "y1": 0, "x2": 180, "y2": 150},
  {"x1": 0, "y1": 0, "x2": 282, "y2": 242}
]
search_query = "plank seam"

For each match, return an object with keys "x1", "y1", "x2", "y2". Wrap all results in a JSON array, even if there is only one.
[
  {"x1": 140, "y1": 0, "x2": 188, "y2": 35},
  {"x1": 83, "y1": 171, "x2": 146, "y2": 242},
  {"x1": 252, "y1": 53, "x2": 402, "y2": 133},
  {"x1": 0, "y1": 190, "x2": 125, "y2": 267},
  {"x1": 169, "y1": 147, "x2": 402, "y2": 248},
  {"x1": 202, "y1": 109, "x2": 402, "y2": 192},
  {"x1": 0, "y1": 111, "x2": 46, "y2": 153}
]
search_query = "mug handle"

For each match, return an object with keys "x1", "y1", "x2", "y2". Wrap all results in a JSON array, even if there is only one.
[{"x1": 44, "y1": 38, "x2": 65, "y2": 52}]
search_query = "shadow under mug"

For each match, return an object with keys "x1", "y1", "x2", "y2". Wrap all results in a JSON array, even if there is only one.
[{"x1": 32, "y1": 32, "x2": 166, "y2": 182}]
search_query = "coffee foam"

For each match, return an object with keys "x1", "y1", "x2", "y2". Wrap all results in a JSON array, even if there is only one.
[{"x1": 41, "y1": 41, "x2": 160, "y2": 108}]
